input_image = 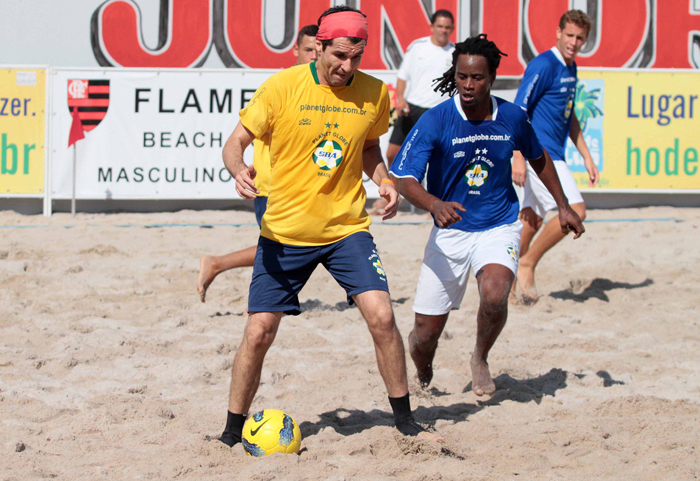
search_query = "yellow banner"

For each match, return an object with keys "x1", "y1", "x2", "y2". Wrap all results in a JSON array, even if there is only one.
[
  {"x1": 567, "y1": 70, "x2": 700, "y2": 191},
  {"x1": 0, "y1": 68, "x2": 46, "y2": 194}
]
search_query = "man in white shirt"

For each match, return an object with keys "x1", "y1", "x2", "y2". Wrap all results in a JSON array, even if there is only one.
[{"x1": 372, "y1": 10, "x2": 455, "y2": 214}]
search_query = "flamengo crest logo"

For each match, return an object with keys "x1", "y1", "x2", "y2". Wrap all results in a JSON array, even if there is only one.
[
  {"x1": 313, "y1": 140, "x2": 343, "y2": 171},
  {"x1": 67, "y1": 79, "x2": 110, "y2": 132}
]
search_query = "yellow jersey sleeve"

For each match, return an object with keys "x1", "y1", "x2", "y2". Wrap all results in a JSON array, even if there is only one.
[
  {"x1": 367, "y1": 82, "x2": 391, "y2": 140},
  {"x1": 239, "y1": 78, "x2": 283, "y2": 139}
]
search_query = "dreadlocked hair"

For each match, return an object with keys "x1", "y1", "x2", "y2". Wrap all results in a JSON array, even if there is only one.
[{"x1": 433, "y1": 34, "x2": 508, "y2": 97}]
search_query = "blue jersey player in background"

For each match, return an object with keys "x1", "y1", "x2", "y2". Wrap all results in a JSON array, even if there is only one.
[
  {"x1": 511, "y1": 10, "x2": 599, "y2": 304},
  {"x1": 390, "y1": 34, "x2": 584, "y2": 396}
]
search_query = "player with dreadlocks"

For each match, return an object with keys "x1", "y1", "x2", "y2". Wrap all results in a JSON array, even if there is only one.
[{"x1": 391, "y1": 34, "x2": 584, "y2": 395}]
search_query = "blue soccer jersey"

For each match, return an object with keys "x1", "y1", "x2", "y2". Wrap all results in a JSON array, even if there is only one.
[
  {"x1": 514, "y1": 47, "x2": 577, "y2": 161},
  {"x1": 390, "y1": 95, "x2": 544, "y2": 232}
]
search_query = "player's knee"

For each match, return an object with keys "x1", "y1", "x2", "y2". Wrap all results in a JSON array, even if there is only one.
[
  {"x1": 244, "y1": 320, "x2": 276, "y2": 351},
  {"x1": 366, "y1": 308, "x2": 397, "y2": 340},
  {"x1": 413, "y1": 316, "x2": 443, "y2": 342},
  {"x1": 572, "y1": 203, "x2": 586, "y2": 221},
  {"x1": 479, "y1": 278, "x2": 511, "y2": 310}
]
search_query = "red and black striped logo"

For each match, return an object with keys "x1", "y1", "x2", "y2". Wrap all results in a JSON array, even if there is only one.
[{"x1": 67, "y1": 79, "x2": 110, "y2": 132}]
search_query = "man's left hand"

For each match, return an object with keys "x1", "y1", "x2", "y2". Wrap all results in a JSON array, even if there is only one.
[
  {"x1": 559, "y1": 205, "x2": 585, "y2": 239},
  {"x1": 378, "y1": 182, "x2": 399, "y2": 220}
]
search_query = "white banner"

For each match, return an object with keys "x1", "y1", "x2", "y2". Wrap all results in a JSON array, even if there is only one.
[{"x1": 50, "y1": 68, "x2": 401, "y2": 200}]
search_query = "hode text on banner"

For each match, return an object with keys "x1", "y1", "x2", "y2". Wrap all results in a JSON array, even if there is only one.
[
  {"x1": 0, "y1": 68, "x2": 46, "y2": 195},
  {"x1": 566, "y1": 70, "x2": 700, "y2": 191}
]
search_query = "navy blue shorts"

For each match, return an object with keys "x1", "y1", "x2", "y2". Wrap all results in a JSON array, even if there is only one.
[
  {"x1": 254, "y1": 196, "x2": 268, "y2": 228},
  {"x1": 248, "y1": 231, "x2": 389, "y2": 315}
]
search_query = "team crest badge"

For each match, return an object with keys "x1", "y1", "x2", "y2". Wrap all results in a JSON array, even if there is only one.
[
  {"x1": 368, "y1": 250, "x2": 387, "y2": 281},
  {"x1": 507, "y1": 245, "x2": 518, "y2": 261},
  {"x1": 313, "y1": 140, "x2": 343, "y2": 171},
  {"x1": 373, "y1": 259, "x2": 386, "y2": 278},
  {"x1": 67, "y1": 79, "x2": 110, "y2": 132},
  {"x1": 465, "y1": 163, "x2": 490, "y2": 188}
]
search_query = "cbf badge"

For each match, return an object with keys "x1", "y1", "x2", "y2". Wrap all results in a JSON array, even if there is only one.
[
  {"x1": 369, "y1": 250, "x2": 387, "y2": 282},
  {"x1": 506, "y1": 242, "x2": 519, "y2": 262},
  {"x1": 313, "y1": 140, "x2": 343, "y2": 170},
  {"x1": 465, "y1": 163, "x2": 490, "y2": 188}
]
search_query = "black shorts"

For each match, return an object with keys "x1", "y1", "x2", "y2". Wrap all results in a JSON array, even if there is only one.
[{"x1": 389, "y1": 103, "x2": 430, "y2": 146}]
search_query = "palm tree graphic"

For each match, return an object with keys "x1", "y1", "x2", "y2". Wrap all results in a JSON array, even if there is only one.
[{"x1": 574, "y1": 80, "x2": 603, "y2": 132}]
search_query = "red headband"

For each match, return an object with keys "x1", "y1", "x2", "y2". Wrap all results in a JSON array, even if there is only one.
[{"x1": 316, "y1": 11, "x2": 368, "y2": 41}]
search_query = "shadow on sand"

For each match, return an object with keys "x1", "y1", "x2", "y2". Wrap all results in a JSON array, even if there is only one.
[
  {"x1": 298, "y1": 367, "x2": 625, "y2": 440},
  {"x1": 549, "y1": 277, "x2": 653, "y2": 303},
  {"x1": 299, "y1": 297, "x2": 410, "y2": 313}
]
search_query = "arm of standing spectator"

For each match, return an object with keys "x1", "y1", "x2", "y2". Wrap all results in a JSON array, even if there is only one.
[
  {"x1": 395, "y1": 79, "x2": 409, "y2": 116},
  {"x1": 396, "y1": 40, "x2": 417, "y2": 117}
]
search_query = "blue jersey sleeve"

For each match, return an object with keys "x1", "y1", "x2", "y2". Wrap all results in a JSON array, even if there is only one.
[
  {"x1": 510, "y1": 107, "x2": 544, "y2": 160},
  {"x1": 389, "y1": 114, "x2": 438, "y2": 182},
  {"x1": 514, "y1": 58, "x2": 550, "y2": 115}
]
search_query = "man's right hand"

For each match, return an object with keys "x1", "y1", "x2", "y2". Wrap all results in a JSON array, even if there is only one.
[
  {"x1": 235, "y1": 164, "x2": 258, "y2": 199},
  {"x1": 396, "y1": 98, "x2": 410, "y2": 117},
  {"x1": 511, "y1": 152, "x2": 527, "y2": 187},
  {"x1": 559, "y1": 205, "x2": 585, "y2": 239},
  {"x1": 430, "y1": 200, "x2": 466, "y2": 228}
]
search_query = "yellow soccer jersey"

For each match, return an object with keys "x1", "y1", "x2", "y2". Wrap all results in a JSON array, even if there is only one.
[
  {"x1": 239, "y1": 62, "x2": 390, "y2": 246},
  {"x1": 252, "y1": 132, "x2": 271, "y2": 197}
]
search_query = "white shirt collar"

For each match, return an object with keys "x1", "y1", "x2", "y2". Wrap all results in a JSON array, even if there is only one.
[
  {"x1": 550, "y1": 46, "x2": 567, "y2": 66},
  {"x1": 453, "y1": 95, "x2": 499, "y2": 121}
]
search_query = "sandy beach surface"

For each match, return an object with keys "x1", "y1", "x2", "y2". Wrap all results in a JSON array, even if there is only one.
[{"x1": 1, "y1": 206, "x2": 699, "y2": 480}]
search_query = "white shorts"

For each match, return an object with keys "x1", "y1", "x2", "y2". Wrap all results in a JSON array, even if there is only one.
[
  {"x1": 413, "y1": 221, "x2": 523, "y2": 316},
  {"x1": 522, "y1": 160, "x2": 583, "y2": 219}
]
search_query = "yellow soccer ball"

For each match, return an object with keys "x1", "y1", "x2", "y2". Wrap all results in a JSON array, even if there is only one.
[{"x1": 241, "y1": 409, "x2": 302, "y2": 456}]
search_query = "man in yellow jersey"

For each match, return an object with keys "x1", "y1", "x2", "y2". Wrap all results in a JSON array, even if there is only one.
[
  {"x1": 218, "y1": 6, "x2": 441, "y2": 447},
  {"x1": 197, "y1": 25, "x2": 319, "y2": 303}
]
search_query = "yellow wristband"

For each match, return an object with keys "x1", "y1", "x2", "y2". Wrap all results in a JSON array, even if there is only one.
[{"x1": 380, "y1": 178, "x2": 395, "y2": 187}]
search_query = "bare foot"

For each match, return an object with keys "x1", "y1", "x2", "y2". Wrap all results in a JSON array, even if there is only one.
[
  {"x1": 408, "y1": 331, "x2": 434, "y2": 389},
  {"x1": 197, "y1": 255, "x2": 219, "y2": 303},
  {"x1": 515, "y1": 263, "x2": 539, "y2": 305},
  {"x1": 470, "y1": 356, "x2": 496, "y2": 396}
]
